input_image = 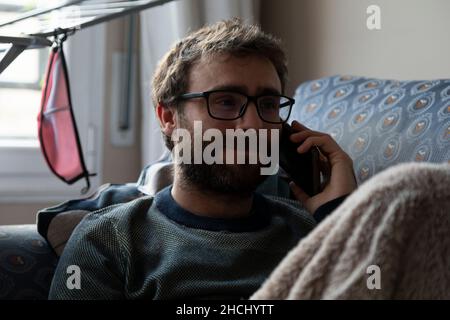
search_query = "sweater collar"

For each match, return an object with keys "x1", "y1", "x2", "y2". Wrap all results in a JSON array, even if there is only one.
[{"x1": 154, "y1": 186, "x2": 271, "y2": 232}]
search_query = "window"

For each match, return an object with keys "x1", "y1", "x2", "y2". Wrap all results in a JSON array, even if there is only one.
[
  {"x1": 0, "y1": 0, "x2": 105, "y2": 202},
  {"x1": 0, "y1": 0, "x2": 48, "y2": 144}
]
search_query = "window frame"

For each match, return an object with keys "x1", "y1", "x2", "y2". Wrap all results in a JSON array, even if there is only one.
[
  {"x1": 0, "y1": 3, "x2": 47, "y2": 90},
  {"x1": 0, "y1": 49, "x2": 47, "y2": 90},
  {"x1": 0, "y1": 24, "x2": 106, "y2": 203}
]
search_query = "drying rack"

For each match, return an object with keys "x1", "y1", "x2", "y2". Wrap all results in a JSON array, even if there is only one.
[
  {"x1": 0, "y1": 0, "x2": 176, "y2": 193},
  {"x1": 0, "y1": 0, "x2": 175, "y2": 74}
]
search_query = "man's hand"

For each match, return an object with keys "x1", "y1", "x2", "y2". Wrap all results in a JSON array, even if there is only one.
[{"x1": 288, "y1": 120, "x2": 357, "y2": 214}]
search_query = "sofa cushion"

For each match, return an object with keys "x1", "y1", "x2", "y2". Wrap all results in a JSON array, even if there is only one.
[
  {"x1": 0, "y1": 225, "x2": 57, "y2": 299},
  {"x1": 291, "y1": 75, "x2": 450, "y2": 184},
  {"x1": 37, "y1": 183, "x2": 146, "y2": 256}
]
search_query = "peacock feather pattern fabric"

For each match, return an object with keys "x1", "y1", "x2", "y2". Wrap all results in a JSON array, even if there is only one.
[{"x1": 292, "y1": 75, "x2": 450, "y2": 185}]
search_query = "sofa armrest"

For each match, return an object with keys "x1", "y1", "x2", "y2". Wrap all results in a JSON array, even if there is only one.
[{"x1": 0, "y1": 224, "x2": 57, "y2": 300}]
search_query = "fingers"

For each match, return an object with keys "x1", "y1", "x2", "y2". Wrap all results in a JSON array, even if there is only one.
[
  {"x1": 289, "y1": 120, "x2": 326, "y2": 143},
  {"x1": 289, "y1": 122, "x2": 339, "y2": 156},
  {"x1": 289, "y1": 130, "x2": 324, "y2": 143},
  {"x1": 291, "y1": 121, "x2": 328, "y2": 137},
  {"x1": 289, "y1": 181, "x2": 310, "y2": 205},
  {"x1": 296, "y1": 134, "x2": 340, "y2": 156}
]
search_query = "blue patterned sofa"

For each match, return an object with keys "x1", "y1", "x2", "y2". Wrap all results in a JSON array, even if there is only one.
[
  {"x1": 292, "y1": 76, "x2": 449, "y2": 184},
  {"x1": 0, "y1": 225, "x2": 57, "y2": 299},
  {"x1": 1, "y1": 75, "x2": 448, "y2": 300}
]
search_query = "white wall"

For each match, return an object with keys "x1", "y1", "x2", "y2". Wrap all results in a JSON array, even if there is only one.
[{"x1": 261, "y1": 0, "x2": 450, "y2": 95}]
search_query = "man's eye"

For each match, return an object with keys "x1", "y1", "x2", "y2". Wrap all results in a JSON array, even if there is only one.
[
  {"x1": 259, "y1": 99, "x2": 279, "y2": 109},
  {"x1": 213, "y1": 97, "x2": 238, "y2": 107}
]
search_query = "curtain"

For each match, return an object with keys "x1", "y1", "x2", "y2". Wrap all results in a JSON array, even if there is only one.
[{"x1": 139, "y1": 0, "x2": 260, "y2": 167}]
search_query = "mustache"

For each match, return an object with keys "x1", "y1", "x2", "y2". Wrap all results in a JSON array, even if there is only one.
[
  {"x1": 171, "y1": 121, "x2": 280, "y2": 175},
  {"x1": 188, "y1": 128, "x2": 277, "y2": 151}
]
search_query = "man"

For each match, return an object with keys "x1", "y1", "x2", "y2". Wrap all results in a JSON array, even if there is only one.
[{"x1": 49, "y1": 18, "x2": 357, "y2": 299}]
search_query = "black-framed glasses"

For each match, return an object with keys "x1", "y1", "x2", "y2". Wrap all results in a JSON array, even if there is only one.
[{"x1": 176, "y1": 90, "x2": 295, "y2": 124}]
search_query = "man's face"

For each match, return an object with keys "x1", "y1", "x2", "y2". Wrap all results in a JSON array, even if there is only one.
[{"x1": 175, "y1": 53, "x2": 283, "y2": 196}]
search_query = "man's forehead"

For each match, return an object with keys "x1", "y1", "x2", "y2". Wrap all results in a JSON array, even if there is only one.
[
  {"x1": 198, "y1": 52, "x2": 272, "y2": 69},
  {"x1": 188, "y1": 53, "x2": 282, "y2": 93},
  {"x1": 205, "y1": 84, "x2": 281, "y2": 95}
]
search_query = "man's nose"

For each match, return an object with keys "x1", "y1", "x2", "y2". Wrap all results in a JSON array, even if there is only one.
[{"x1": 236, "y1": 101, "x2": 264, "y2": 130}]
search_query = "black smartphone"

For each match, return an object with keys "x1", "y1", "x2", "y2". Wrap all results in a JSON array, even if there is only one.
[{"x1": 279, "y1": 123, "x2": 321, "y2": 197}]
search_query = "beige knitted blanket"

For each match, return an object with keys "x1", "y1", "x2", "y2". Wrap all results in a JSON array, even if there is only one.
[{"x1": 251, "y1": 162, "x2": 450, "y2": 300}]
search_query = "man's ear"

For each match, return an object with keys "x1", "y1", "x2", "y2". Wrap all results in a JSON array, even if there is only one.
[{"x1": 156, "y1": 102, "x2": 177, "y2": 137}]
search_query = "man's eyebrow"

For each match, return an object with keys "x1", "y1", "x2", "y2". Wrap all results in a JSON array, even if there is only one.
[{"x1": 207, "y1": 85, "x2": 281, "y2": 95}]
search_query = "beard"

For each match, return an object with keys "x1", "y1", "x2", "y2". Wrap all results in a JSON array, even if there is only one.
[
  {"x1": 179, "y1": 160, "x2": 267, "y2": 196},
  {"x1": 174, "y1": 119, "x2": 269, "y2": 196}
]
